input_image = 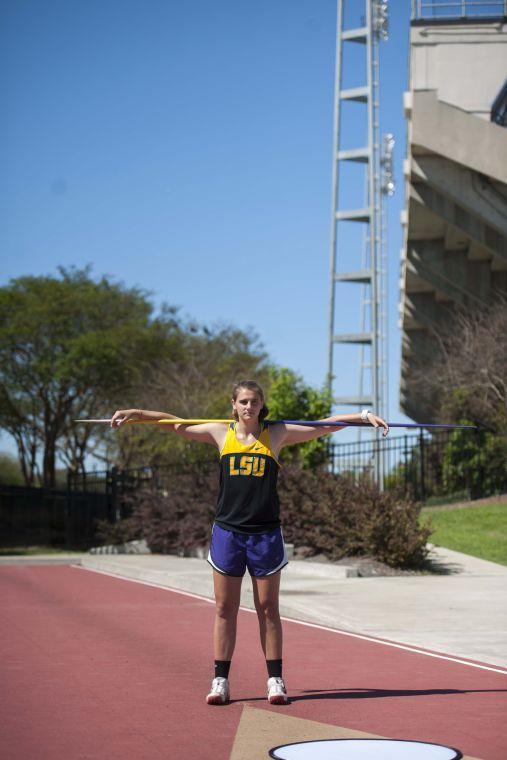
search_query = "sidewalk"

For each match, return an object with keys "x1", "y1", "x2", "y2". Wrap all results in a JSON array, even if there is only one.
[{"x1": 45, "y1": 544, "x2": 507, "y2": 669}]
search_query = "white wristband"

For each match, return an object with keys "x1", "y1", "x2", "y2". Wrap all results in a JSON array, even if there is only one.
[{"x1": 360, "y1": 408, "x2": 371, "y2": 421}]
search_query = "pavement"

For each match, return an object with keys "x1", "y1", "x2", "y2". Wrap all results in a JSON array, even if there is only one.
[
  {"x1": 3, "y1": 544, "x2": 506, "y2": 669},
  {"x1": 4, "y1": 563, "x2": 507, "y2": 760},
  {"x1": 2, "y1": 546, "x2": 507, "y2": 760}
]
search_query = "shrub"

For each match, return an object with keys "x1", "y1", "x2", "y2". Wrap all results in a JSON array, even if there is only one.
[
  {"x1": 96, "y1": 465, "x2": 218, "y2": 553},
  {"x1": 97, "y1": 464, "x2": 430, "y2": 568},
  {"x1": 94, "y1": 515, "x2": 140, "y2": 546},
  {"x1": 442, "y1": 427, "x2": 507, "y2": 499},
  {"x1": 135, "y1": 465, "x2": 218, "y2": 553},
  {"x1": 279, "y1": 466, "x2": 430, "y2": 568}
]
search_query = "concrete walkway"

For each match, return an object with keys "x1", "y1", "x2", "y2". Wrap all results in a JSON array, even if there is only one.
[{"x1": 4, "y1": 544, "x2": 503, "y2": 669}]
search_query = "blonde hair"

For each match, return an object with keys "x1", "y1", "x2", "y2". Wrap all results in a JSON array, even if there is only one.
[{"x1": 231, "y1": 380, "x2": 269, "y2": 422}]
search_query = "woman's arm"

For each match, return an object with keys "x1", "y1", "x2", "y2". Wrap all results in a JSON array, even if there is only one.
[
  {"x1": 269, "y1": 411, "x2": 389, "y2": 451},
  {"x1": 109, "y1": 408, "x2": 227, "y2": 448}
]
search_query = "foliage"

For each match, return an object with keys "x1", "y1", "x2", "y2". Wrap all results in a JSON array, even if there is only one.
[
  {"x1": 0, "y1": 266, "x2": 171, "y2": 486},
  {"x1": 96, "y1": 466, "x2": 219, "y2": 552},
  {"x1": 266, "y1": 367, "x2": 332, "y2": 468},
  {"x1": 410, "y1": 299, "x2": 507, "y2": 432},
  {"x1": 0, "y1": 267, "x2": 270, "y2": 485},
  {"x1": 404, "y1": 299, "x2": 507, "y2": 500},
  {"x1": 442, "y1": 425, "x2": 507, "y2": 499},
  {"x1": 98, "y1": 464, "x2": 430, "y2": 568},
  {"x1": 118, "y1": 324, "x2": 269, "y2": 469},
  {"x1": 0, "y1": 453, "x2": 24, "y2": 485},
  {"x1": 278, "y1": 466, "x2": 430, "y2": 568},
  {"x1": 381, "y1": 422, "x2": 506, "y2": 504},
  {"x1": 119, "y1": 364, "x2": 333, "y2": 471}
]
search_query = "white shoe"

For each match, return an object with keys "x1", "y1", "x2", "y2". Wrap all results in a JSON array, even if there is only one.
[
  {"x1": 267, "y1": 676, "x2": 289, "y2": 704},
  {"x1": 206, "y1": 676, "x2": 230, "y2": 705}
]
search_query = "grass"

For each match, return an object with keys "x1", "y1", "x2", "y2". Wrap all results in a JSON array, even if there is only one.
[
  {"x1": 0, "y1": 546, "x2": 84, "y2": 556},
  {"x1": 420, "y1": 502, "x2": 507, "y2": 566}
]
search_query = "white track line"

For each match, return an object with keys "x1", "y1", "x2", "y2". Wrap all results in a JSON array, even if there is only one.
[{"x1": 73, "y1": 564, "x2": 507, "y2": 676}]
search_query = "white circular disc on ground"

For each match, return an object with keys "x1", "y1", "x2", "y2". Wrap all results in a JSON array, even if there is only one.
[{"x1": 268, "y1": 739, "x2": 462, "y2": 760}]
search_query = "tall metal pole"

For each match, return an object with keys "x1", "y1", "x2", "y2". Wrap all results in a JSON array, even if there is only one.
[
  {"x1": 366, "y1": 0, "x2": 379, "y2": 429},
  {"x1": 327, "y1": 0, "x2": 344, "y2": 389},
  {"x1": 326, "y1": 0, "x2": 391, "y2": 486}
]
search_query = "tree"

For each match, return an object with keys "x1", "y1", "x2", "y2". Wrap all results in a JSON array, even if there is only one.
[
  {"x1": 410, "y1": 298, "x2": 507, "y2": 430},
  {"x1": 0, "y1": 453, "x2": 24, "y2": 486},
  {"x1": 408, "y1": 298, "x2": 507, "y2": 498},
  {"x1": 0, "y1": 267, "x2": 180, "y2": 486},
  {"x1": 266, "y1": 367, "x2": 332, "y2": 468},
  {"x1": 112, "y1": 323, "x2": 270, "y2": 468},
  {"x1": 112, "y1": 364, "x2": 332, "y2": 471},
  {"x1": 442, "y1": 425, "x2": 507, "y2": 499},
  {"x1": 0, "y1": 267, "x2": 333, "y2": 484}
]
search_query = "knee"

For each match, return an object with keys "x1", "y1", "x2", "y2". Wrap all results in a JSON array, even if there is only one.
[
  {"x1": 215, "y1": 599, "x2": 240, "y2": 620},
  {"x1": 256, "y1": 600, "x2": 280, "y2": 621}
]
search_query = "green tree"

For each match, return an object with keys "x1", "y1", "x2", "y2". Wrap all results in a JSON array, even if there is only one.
[
  {"x1": 442, "y1": 424, "x2": 507, "y2": 499},
  {"x1": 0, "y1": 267, "x2": 180, "y2": 486},
  {"x1": 114, "y1": 323, "x2": 269, "y2": 468},
  {"x1": 266, "y1": 367, "x2": 332, "y2": 468},
  {"x1": 0, "y1": 452, "x2": 24, "y2": 485},
  {"x1": 407, "y1": 300, "x2": 507, "y2": 500}
]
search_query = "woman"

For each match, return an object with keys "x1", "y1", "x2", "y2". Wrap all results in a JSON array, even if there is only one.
[{"x1": 111, "y1": 380, "x2": 389, "y2": 706}]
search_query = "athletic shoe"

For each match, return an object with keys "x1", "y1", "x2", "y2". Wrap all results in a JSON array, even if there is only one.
[
  {"x1": 206, "y1": 676, "x2": 230, "y2": 705},
  {"x1": 267, "y1": 676, "x2": 289, "y2": 704}
]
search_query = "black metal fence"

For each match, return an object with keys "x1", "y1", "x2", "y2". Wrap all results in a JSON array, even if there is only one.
[
  {"x1": 64, "y1": 466, "x2": 160, "y2": 546},
  {"x1": 1, "y1": 428, "x2": 503, "y2": 549},
  {"x1": 329, "y1": 428, "x2": 492, "y2": 503},
  {"x1": 0, "y1": 466, "x2": 156, "y2": 550},
  {"x1": 0, "y1": 485, "x2": 70, "y2": 548}
]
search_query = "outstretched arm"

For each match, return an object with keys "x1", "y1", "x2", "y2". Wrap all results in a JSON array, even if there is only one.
[
  {"x1": 270, "y1": 411, "x2": 389, "y2": 451},
  {"x1": 109, "y1": 408, "x2": 227, "y2": 448}
]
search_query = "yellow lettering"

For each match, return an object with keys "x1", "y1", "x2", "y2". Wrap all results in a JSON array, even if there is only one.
[
  {"x1": 240, "y1": 455, "x2": 253, "y2": 475},
  {"x1": 229, "y1": 455, "x2": 266, "y2": 477},
  {"x1": 252, "y1": 458, "x2": 265, "y2": 477}
]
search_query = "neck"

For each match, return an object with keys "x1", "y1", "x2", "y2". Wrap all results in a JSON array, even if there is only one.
[{"x1": 235, "y1": 418, "x2": 261, "y2": 436}]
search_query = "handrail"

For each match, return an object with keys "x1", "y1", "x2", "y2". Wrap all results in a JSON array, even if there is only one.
[{"x1": 412, "y1": 0, "x2": 507, "y2": 20}]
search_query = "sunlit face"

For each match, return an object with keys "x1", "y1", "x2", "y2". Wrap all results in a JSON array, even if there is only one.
[{"x1": 232, "y1": 388, "x2": 263, "y2": 422}]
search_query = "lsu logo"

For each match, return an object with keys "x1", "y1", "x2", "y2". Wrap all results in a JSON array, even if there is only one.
[{"x1": 229, "y1": 455, "x2": 265, "y2": 477}]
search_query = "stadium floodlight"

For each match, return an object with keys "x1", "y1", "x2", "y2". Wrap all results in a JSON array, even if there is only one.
[
  {"x1": 374, "y1": 0, "x2": 389, "y2": 41},
  {"x1": 381, "y1": 132, "x2": 395, "y2": 196}
]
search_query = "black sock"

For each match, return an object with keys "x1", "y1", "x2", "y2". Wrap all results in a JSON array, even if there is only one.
[
  {"x1": 266, "y1": 659, "x2": 283, "y2": 678},
  {"x1": 214, "y1": 660, "x2": 231, "y2": 679}
]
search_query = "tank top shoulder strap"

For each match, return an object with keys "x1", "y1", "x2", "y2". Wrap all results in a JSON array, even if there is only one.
[
  {"x1": 259, "y1": 422, "x2": 281, "y2": 467},
  {"x1": 259, "y1": 422, "x2": 270, "y2": 447},
  {"x1": 219, "y1": 423, "x2": 236, "y2": 456}
]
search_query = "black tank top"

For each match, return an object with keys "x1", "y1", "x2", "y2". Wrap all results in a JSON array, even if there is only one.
[{"x1": 214, "y1": 422, "x2": 281, "y2": 534}]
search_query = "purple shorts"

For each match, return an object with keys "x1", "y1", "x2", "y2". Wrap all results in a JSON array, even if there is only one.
[{"x1": 207, "y1": 523, "x2": 289, "y2": 578}]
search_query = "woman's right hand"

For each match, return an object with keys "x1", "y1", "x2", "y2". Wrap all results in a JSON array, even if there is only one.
[{"x1": 110, "y1": 409, "x2": 141, "y2": 428}]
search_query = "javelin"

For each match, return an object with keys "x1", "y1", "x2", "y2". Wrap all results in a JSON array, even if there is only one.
[{"x1": 74, "y1": 418, "x2": 477, "y2": 429}]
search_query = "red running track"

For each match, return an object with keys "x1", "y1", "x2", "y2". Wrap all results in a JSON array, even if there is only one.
[{"x1": 1, "y1": 565, "x2": 506, "y2": 759}]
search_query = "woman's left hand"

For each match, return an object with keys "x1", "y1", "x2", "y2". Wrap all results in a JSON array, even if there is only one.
[{"x1": 366, "y1": 413, "x2": 389, "y2": 437}]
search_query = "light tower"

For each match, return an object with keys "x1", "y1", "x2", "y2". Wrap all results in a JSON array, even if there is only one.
[{"x1": 327, "y1": 0, "x2": 392, "y2": 481}]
